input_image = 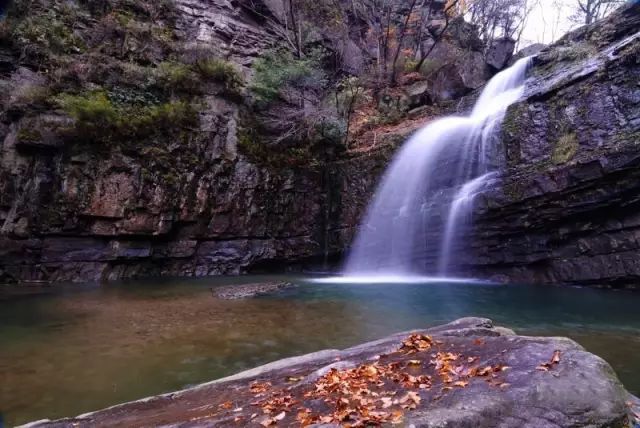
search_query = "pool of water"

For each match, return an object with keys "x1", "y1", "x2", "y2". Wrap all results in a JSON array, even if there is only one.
[{"x1": 1, "y1": 276, "x2": 639, "y2": 426}]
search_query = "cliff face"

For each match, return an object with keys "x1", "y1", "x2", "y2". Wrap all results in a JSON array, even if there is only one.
[
  {"x1": 468, "y1": 4, "x2": 640, "y2": 287},
  {"x1": 0, "y1": 0, "x2": 328, "y2": 282}
]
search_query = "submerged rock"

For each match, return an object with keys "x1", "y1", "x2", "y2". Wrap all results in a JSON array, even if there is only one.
[
  {"x1": 212, "y1": 281, "x2": 295, "y2": 299},
  {"x1": 21, "y1": 318, "x2": 633, "y2": 427}
]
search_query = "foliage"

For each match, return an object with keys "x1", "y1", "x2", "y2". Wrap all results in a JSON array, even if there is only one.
[
  {"x1": 237, "y1": 129, "x2": 318, "y2": 168},
  {"x1": 334, "y1": 77, "x2": 366, "y2": 116},
  {"x1": 195, "y1": 57, "x2": 244, "y2": 95},
  {"x1": 56, "y1": 90, "x2": 198, "y2": 144},
  {"x1": 156, "y1": 61, "x2": 199, "y2": 93},
  {"x1": 11, "y1": 83, "x2": 51, "y2": 108},
  {"x1": 552, "y1": 132, "x2": 579, "y2": 164},
  {"x1": 312, "y1": 116, "x2": 347, "y2": 146},
  {"x1": 418, "y1": 59, "x2": 442, "y2": 77},
  {"x1": 250, "y1": 49, "x2": 327, "y2": 105},
  {"x1": 404, "y1": 59, "x2": 419, "y2": 74},
  {"x1": 58, "y1": 91, "x2": 118, "y2": 131},
  {"x1": 16, "y1": 128, "x2": 43, "y2": 144},
  {"x1": 10, "y1": 11, "x2": 86, "y2": 55}
]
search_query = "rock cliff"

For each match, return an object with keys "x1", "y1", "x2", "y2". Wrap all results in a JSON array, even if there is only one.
[
  {"x1": 0, "y1": 0, "x2": 496, "y2": 283},
  {"x1": 0, "y1": 0, "x2": 324, "y2": 282},
  {"x1": 1, "y1": 0, "x2": 638, "y2": 288},
  {"x1": 468, "y1": 3, "x2": 640, "y2": 287}
]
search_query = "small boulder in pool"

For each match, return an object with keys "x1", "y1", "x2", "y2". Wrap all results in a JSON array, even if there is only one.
[{"x1": 211, "y1": 281, "x2": 294, "y2": 300}]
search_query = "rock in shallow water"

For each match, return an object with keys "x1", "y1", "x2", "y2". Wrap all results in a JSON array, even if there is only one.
[
  {"x1": 211, "y1": 281, "x2": 295, "y2": 299},
  {"x1": 21, "y1": 317, "x2": 633, "y2": 428}
]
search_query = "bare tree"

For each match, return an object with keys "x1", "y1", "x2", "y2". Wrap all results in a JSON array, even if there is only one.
[
  {"x1": 335, "y1": 77, "x2": 365, "y2": 147},
  {"x1": 466, "y1": 0, "x2": 531, "y2": 43},
  {"x1": 389, "y1": 0, "x2": 420, "y2": 84},
  {"x1": 570, "y1": 0, "x2": 624, "y2": 24},
  {"x1": 414, "y1": 0, "x2": 462, "y2": 73}
]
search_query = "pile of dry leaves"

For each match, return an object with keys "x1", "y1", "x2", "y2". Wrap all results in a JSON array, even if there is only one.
[{"x1": 231, "y1": 333, "x2": 561, "y2": 427}]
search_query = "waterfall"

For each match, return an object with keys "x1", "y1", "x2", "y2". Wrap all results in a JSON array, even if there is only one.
[{"x1": 344, "y1": 57, "x2": 531, "y2": 277}]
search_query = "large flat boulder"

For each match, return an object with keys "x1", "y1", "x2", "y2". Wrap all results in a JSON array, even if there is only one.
[{"x1": 21, "y1": 318, "x2": 634, "y2": 428}]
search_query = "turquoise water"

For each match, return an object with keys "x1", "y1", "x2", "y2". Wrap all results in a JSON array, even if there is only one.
[{"x1": 1, "y1": 276, "x2": 639, "y2": 426}]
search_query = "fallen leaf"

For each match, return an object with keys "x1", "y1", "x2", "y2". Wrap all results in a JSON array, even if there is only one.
[
  {"x1": 258, "y1": 415, "x2": 274, "y2": 427},
  {"x1": 391, "y1": 409, "x2": 404, "y2": 424},
  {"x1": 381, "y1": 397, "x2": 393, "y2": 408},
  {"x1": 537, "y1": 350, "x2": 562, "y2": 371},
  {"x1": 218, "y1": 401, "x2": 233, "y2": 409},
  {"x1": 250, "y1": 381, "x2": 272, "y2": 394},
  {"x1": 453, "y1": 380, "x2": 469, "y2": 388}
]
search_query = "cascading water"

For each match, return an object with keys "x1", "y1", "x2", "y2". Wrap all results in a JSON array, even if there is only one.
[{"x1": 343, "y1": 57, "x2": 531, "y2": 278}]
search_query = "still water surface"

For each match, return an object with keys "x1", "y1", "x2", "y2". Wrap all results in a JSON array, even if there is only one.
[{"x1": 1, "y1": 276, "x2": 639, "y2": 426}]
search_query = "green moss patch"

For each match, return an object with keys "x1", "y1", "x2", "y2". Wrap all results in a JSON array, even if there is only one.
[
  {"x1": 552, "y1": 132, "x2": 579, "y2": 164},
  {"x1": 56, "y1": 90, "x2": 198, "y2": 145}
]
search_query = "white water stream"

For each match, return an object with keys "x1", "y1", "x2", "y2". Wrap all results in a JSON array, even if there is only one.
[{"x1": 343, "y1": 57, "x2": 531, "y2": 277}]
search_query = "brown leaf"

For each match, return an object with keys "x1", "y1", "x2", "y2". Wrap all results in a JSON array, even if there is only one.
[
  {"x1": 391, "y1": 409, "x2": 404, "y2": 424},
  {"x1": 453, "y1": 380, "x2": 469, "y2": 388},
  {"x1": 219, "y1": 401, "x2": 233, "y2": 409},
  {"x1": 250, "y1": 381, "x2": 272, "y2": 394},
  {"x1": 537, "y1": 350, "x2": 561, "y2": 371},
  {"x1": 381, "y1": 397, "x2": 393, "y2": 408},
  {"x1": 258, "y1": 415, "x2": 274, "y2": 427}
]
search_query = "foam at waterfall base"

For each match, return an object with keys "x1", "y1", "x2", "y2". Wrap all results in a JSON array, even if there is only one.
[{"x1": 310, "y1": 275, "x2": 493, "y2": 285}]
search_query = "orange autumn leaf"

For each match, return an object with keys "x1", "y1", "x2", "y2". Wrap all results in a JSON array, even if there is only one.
[
  {"x1": 537, "y1": 350, "x2": 562, "y2": 371},
  {"x1": 218, "y1": 401, "x2": 233, "y2": 409},
  {"x1": 250, "y1": 381, "x2": 272, "y2": 394}
]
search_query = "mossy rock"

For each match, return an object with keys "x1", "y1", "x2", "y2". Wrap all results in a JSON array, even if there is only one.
[
  {"x1": 16, "y1": 127, "x2": 43, "y2": 144},
  {"x1": 552, "y1": 132, "x2": 579, "y2": 164}
]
